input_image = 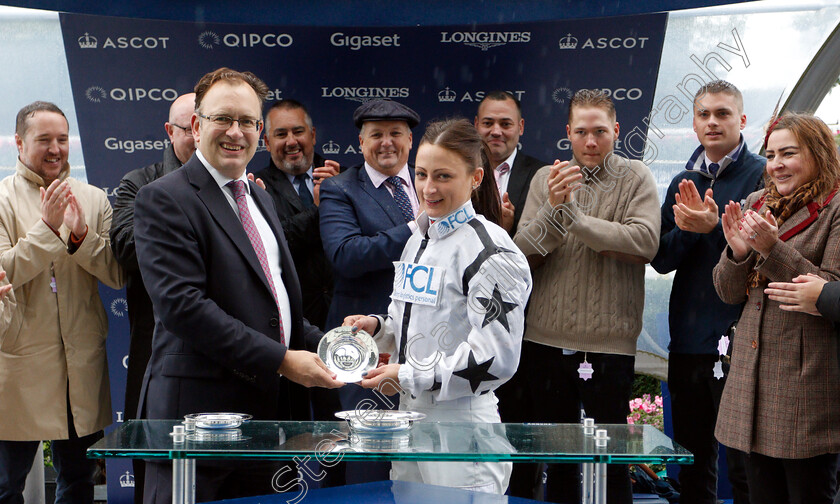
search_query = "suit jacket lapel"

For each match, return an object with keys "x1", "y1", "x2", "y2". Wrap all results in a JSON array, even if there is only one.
[
  {"x1": 251, "y1": 180, "x2": 304, "y2": 319},
  {"x1": 187, "y1": 161, "x2": 274, "y2": 297},
  {"x1": 508, "y1": 152, "x2": 537, "y2": 208},
  {"x1": 358, "y1": 166, "x2": 406, "y2": 226},
  {"x1": 275, "y1": 170, "x2": 305, "y2": 213}
]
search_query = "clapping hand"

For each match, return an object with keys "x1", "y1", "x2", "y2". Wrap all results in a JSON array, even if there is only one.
[
  {"x1": 740, "y1": 209, "x2": 779, "y2": 257},
  {"x1": 721, "y1": 200, "x2": 750, "y2": 261},
  {"x1": 546, "y1": 160, "x2": 579, "y2": 208},
  {"x1": 500, "y1": 193, "x2": 515, "y2": 232},
  {"x1": 673, "y1": 179, "x2": 718, "y2": 234}
]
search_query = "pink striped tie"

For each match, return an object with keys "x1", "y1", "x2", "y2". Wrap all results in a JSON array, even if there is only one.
[
  {"x1": 227, "y1": 180, "x2": 285, "y2": 346},
  {"x1": 495, "y1": 162, "x2": 510, "y2": 187}
]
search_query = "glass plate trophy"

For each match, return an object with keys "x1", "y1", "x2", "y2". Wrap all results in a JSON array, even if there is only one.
[{"x1": 318, "y1": 326, "x2": 378, "y2": 383}]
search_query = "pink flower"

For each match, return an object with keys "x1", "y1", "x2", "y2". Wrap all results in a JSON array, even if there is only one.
[
  {"x1": 627, "y1": 417, "x2": 635, "y2": 424},
  {"x1": 634, "y1": 398, "x2": 643, "y2": 407}
]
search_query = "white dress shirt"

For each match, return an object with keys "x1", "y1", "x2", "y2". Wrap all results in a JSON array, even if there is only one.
[{"x1": 196, "y1": 150, "x2": 292, "y2": 340}]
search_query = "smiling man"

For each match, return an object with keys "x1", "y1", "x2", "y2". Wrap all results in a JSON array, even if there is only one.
[
  {"x1": 514, "y1": 89, "x2": 660, "y2": 504},
  {"x1": 475, "y1": 91, "x2": 545, "y2": 235},
  {"x1": 0, "y1": 101, "x2": 123, "y2": 503},
  {"x1": 651, "y1": 80, "x2": 764, "y2": 504},
  {"x1": 254, "y1": 99, "x2": 340, "y2": 331},
  {"x1": 133, "y1": 68, "x2": 341, "y2": 503},
  {"x1": 318, "y1": 98, "x2": 420, "y2": 484}
]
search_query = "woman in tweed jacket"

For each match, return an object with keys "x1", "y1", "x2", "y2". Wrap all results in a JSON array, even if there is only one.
[{"x1": 713, "y1": 113, "x2": 840, "y2": 504}]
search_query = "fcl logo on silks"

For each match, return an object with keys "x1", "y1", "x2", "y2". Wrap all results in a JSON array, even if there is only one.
[
  {"x1": 432, "y1": 205, "x2": 475, "y2": 238},
  {"x1": 392, "y1": 262, "x2": 446, "y2": 306}
]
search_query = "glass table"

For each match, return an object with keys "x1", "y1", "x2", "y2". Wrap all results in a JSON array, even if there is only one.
[{"x1": 88, "y1": 419, "x2": 692, "y2": 504}]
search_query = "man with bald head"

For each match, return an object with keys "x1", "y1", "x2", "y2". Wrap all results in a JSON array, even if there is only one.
[{"x1": 110, "y1": 92, "x2": 196, "y2": 501}]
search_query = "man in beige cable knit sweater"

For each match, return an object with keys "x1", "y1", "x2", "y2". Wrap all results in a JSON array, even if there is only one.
[{"x1": 513, "y1": 89, "x2": 660, "y2": 504}]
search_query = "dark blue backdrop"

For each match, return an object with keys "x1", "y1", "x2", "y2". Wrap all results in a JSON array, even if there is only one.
[
  {"x1": 11, "y1": 0, "x2": 752, "y2": 25},
  {"x1": 58, "y1": 11, "x2": 668, "y2": 502}
]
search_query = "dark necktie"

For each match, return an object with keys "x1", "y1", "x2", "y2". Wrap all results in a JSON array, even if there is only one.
[
  {"x1": 295, "y1": 174, "x2": 314, "y2": 209},
  {"x1": 385, "y1": 176, "x2": 415, "y2": 223},
  {"x1": 708, "y1": 162, "x2": 720, "y2": 177},
  {"x1": 226, "y1": 180, "x2": 285, "y2": 345}
]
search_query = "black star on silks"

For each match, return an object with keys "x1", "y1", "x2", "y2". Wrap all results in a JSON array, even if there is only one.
[
  {"x1": 453, "y1": 351, "x2": 498, "y2": 393},
  {"x1": 475, "y1": 284, "x2": 517, "y2": 332}
]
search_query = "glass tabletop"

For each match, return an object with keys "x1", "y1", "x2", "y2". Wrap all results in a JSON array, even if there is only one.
[{"x1": 88, "y1": 420, "x2": 692, "y2": 464}]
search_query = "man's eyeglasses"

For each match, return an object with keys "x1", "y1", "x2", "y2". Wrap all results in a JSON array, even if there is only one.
[
  {"x1": 197, "y1": 113, "x2": 262, "y2": 132},
  {"x1": 170, "y1": 123, "x2": 190, "y2": 134}
]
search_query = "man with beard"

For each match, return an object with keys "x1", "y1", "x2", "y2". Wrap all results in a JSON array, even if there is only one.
[{"x1": 254, "y1": 99, "x2": 340, "y2": 330}]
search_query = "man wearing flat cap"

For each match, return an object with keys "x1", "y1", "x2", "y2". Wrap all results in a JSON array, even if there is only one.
[{"x1": 318, "y1": 98, "x2": 419, "y2": 482}]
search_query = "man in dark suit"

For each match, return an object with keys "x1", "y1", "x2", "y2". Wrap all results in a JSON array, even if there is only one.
[
  {"x1": 475, "y1": 90, "x2": 546, "y2": 236},
  {"x1": 134, "y1": 67, "x2": 341, "y2": 504},
  {"x1": 475, "y1": 90, "x2": 546, "y2": 499},
  {"x1": 253, "y1": 99, "x2": 340, "y2": 330},
  {"x1": 318, "y1": 99, "x2": 420, "y2": 483},
  {"x1": 110, "y1": 92, "x2": 195, "y2": 503}
]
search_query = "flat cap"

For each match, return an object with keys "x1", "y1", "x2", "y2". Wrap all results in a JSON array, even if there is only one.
[{"x1": 353, "y1": 99, "x2": 420, "y2": 129}]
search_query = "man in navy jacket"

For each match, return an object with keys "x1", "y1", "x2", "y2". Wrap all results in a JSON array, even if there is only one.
[
  {"x1": 652, "y1": 80, "x2": 764, "y2": 504},
  {"x1": 318, "y1": 99, "x2": 420, "y2": 483}
]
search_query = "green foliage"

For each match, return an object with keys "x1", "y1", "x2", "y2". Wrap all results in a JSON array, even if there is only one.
[
  {"x1": 43, "y1": 440, "x2": 53, "y2": 467},
  {"x1": 633, "y1": 373, "x2": 661, "y2": 399}
]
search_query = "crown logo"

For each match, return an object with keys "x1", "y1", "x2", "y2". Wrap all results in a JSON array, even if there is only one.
[
  {"x1": 333, "y1": 346, "x2": 361, "y2": 371},
  {"x1": 558, "y1": 34, "x2": 578, "y2": 50},
  {"x1": 437, "y1": 87, "x2": 457, "y2": 103},
  {"x1": 78, "y1": 32, "x2": 97, "y2": 49},
  {"x1": 119, "y1": 471, "x2": 135, "y2": 488},
  {"x1": 322, "y1": 141, "x2": 340, "y2": 155}
]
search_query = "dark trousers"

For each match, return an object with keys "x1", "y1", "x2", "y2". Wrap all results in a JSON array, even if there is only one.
[
  {"x1": 310, "y1": 387, "x2": 346, "y2": 488},
  {"x1": 496, "y1": 366, "x2": 542, "y2": 499},
  {"x1": 524, "y1": 342, "x2": 634, "y2": 504},
  {"x1": 0, "y1": 428, "x2": 102, "y2": 504},
  {"x1": 747, "y1": 452, "x2": 839, "y2": 504},
  {"x1": 144, "y1": 460, "x2": 297, "y2": 504},
  {"x1": 668, "y1": 353, "x2": 750, "y2": 504}
]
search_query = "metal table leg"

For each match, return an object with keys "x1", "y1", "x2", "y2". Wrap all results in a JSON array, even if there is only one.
[
  {"x1": 582, "y1": 462, "x2": 593, "y2": 504},
  {"x1": 172, "y1": 460, "x2": 185, "y2": 504},
  {"x1": 184, "y1": 460, "x2": 196, "y2": 504},
  {"x1": 593, "y1": 461, "x2": 607, "y2": 504}
]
